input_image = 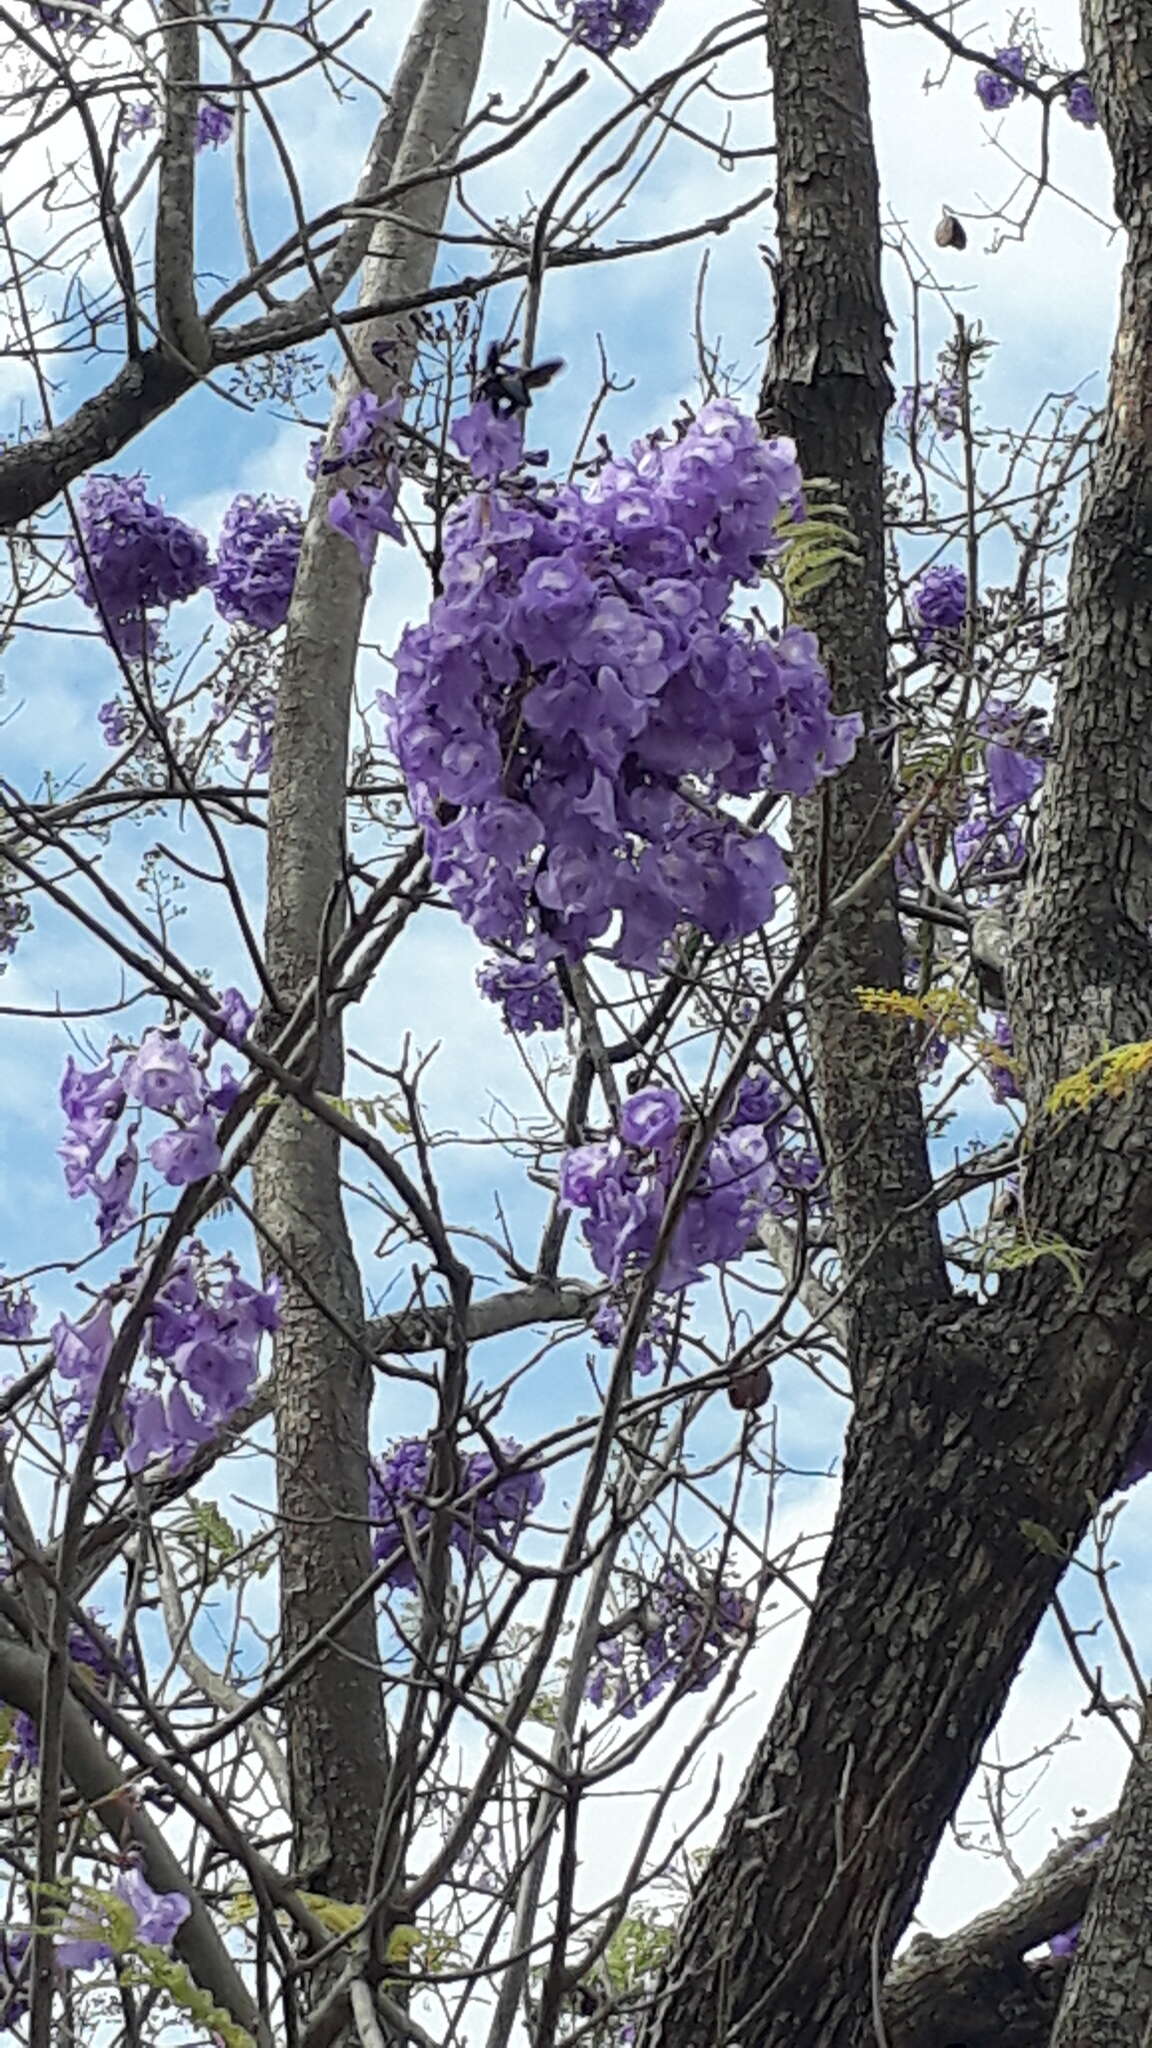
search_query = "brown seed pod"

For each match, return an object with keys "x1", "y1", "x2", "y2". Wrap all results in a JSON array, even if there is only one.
[
  {"x1": 727, "y1": 1362, "x2": 772, "y2": 1412},
  {"x1": 935, "y1": 211, "x2": 968, "y2": 250}
]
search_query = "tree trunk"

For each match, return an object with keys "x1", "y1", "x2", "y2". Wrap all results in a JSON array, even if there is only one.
[
  {"x1": 648, "y1": 3, "x2": 1152, "y2": 2045},
  {"x1": 758, "y1": 0, "x2": 949, "y2": 1374},
  {"x1": 253, "y1": 0, "x2": 487, "y2": 1903}
]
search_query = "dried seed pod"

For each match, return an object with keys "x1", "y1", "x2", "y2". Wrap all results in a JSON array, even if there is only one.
[
  {"x1": 727, "y1": 1362, "x2": 772, "y2": 1412},
  {"x1": 935, "y1": 211, "x2": 968, "y2": 250}
]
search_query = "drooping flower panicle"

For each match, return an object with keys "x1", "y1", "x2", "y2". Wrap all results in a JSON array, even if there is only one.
[
  {"x1": 387, "y1": 399, "x2": 860, "y2": 976},
  {"x1": 68, "y1": 475, "x2": 211, "y2": 655},
  {"x1": 561, "y1": 1079, "x2": 821, "y2": 1296},
  {"x1": 975, "y1": 45, "x2": 1027, "y2": 110},
  {"x1": 558, "y1": 0, "x2": 663, "y2": 54},
  {"x1": 370, "y1": 1435, "x2": 544, "y2": 1590},
  {"x1": 211, "y1": 494, "x2": 303, "y2": 631}
]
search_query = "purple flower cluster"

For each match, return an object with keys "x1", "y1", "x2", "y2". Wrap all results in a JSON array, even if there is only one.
[
  {"x1": 34, "y1": 0, "x2": 102, "y2": 38},
  {"x1": 1065, "y1": 78, "x2": 1098, "y2": 126},
  {"x1": 561, "y1": 1079, "x2": 820, "y2": 1296},
  {"x1": 386, "y1": 399, "x2": 860, "y2": 975},
  {"x1": 895, "y1": 381, "x2": 960, "y2": 441},
  {"x1": 591, "y1": 1298, "x2": 676, "y2": 1378},
  {"x1": 122, "y1": 100, "x2": 156, "y2": 138},
  {"x1": 211, "y1": 494, "x2": 303, "y2": 632},
  {"x1": 68, "y1": 475, "x2": 211, "y2": 657},
  {"x1": 56, "y1": 1863, "x2": 190, "y2": 1970},
  {"x1": 586, "y1": 1561, "x2": 752, "y2": 1717},
  {"x1": 0, "y1": 1931, "x2": 29, "y2": 2025},
  {"x1": 558, "y1": 0, "x2": 663, "y2": 54},
  {"x1": 476, "y1": 956, "x2": 565, "y2": 1035},
  {"x1": 952, "y1": 801, "x2": 1026, "y2": 890},
  {"x1": 52, "y1": 1248, "x2": 278, "y2": 1472},
  {"x1": 1049, "y1": 1833, "x2": 1109, "y2": 1957},
  {"x1": 451, "y1": 401, "x2": 526, "y2": 482},
  {"x1": 196, "y1": 99, "x2": 233, "y2": 150},
  {"x1": 213, "y1": 674, "x2": 277, "y2": 774},
  {"x1": 59, "y1": 1028, "x2": 237, "y2": 1243},
  {"x1": 97, "y1": 697, "x2": 134, "y2": 747},
  {"x1": 369, "y1": 1435, "x2": 545, "y2": 1590},
  {"x1": 976, "y1": 45, "x2": 1026, "y2": 110},
  {"x1": 324, "y1": 390, "x2": 406, "y2": 567},
  {"x1": 0, "y1": 1272, "x2": 35, "y2": 1340},
  {"x1": 9, "y1": 1616, "x2": 135, "y2": 1773},
  {"x1": 979, "y1": 698, "x2": 1046, "y2": 816},
  {"x1": 984, "y1": 1014, "x2": 1021, "y2": 1104},
  {"x1": 912, "y1": 564, "x2": 968, "y2": 647}
]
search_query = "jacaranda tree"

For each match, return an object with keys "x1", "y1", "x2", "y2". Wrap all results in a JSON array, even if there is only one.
[{"x1": 1, "y1": 0, "x2": 1149, "y2": 2044}]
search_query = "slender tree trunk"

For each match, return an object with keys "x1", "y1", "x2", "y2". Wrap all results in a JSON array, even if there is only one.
[
  {"x1": 757, "y1": 0, "x2": 948, "y2": 1369},
  {"x1": 647, "y1": 4, "x2": 1152, "y2": 2045},
  {"x1": 253, "y1": 0, "x2": 487, "y2": 1903}
]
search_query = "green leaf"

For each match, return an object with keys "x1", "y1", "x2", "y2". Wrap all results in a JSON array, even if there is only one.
[{"x1": 1019, "y1": 1520, "x2": 1068, "y2": 1561}]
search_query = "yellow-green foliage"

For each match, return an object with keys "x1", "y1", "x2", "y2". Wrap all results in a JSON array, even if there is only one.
[
  {"x1": 119, "y1": 1946, "x2": 257, "y2": 2048},
  {"x1": 1047, "y1": 1040, "x2": 1152, "y2": 1116},
  {"x1": 856, "y1": 985, "x2": 979, "y2": 1040},
  {"x1": 773, "y1": 480, "x2": 861, "y2": 609}
]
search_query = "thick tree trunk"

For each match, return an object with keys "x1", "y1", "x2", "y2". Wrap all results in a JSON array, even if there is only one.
[
  {"x1": 253, "y1": 0, "x2": 487, "y2": 1902},
  {"x1": 647, "y1": 4, "x2": 1152, "y2": 2046}
]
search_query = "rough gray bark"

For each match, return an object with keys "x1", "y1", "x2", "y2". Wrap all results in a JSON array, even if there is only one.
[
  {"x1": 646, "y1": 4, "x2": 1152, "y2": 2045},
  {"x1": 1048, "y1": 1713, "x2": 1152, "y2": 2048},
  {"x1": 757, "y1": 0, "x2": 949, "y2": 1375},
  {"x1": 252, "y1": 0, "x2": 487, "y2": 1901}
]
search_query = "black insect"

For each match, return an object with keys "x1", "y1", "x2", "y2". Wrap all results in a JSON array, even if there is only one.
[{"x1": 474, "y1": 342, "x2": 566, "y2": 419}]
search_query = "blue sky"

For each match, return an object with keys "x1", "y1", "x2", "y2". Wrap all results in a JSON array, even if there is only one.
[{"x1": 0, "y1": 0, "x2": 1144, "y2": 1955}]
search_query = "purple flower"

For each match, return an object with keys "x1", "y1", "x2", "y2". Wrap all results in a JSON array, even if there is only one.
[
  {"x1": 476, "y1": 957, "x2": 564, "y2": 1034},
  {"x1": 124, "y1": 1031, "x2": 207, "y2": 1120},
  {"x1": 125, "y1": 1383, "x2": 215, "y2": 1472},
  {"x1": 1049, "y1": 1923, "x2": 1080, "y2": 1957},
  {"x1": 222, "y1": 690, "x2": 276, "y2": 773},
  {"x1": 195, "y1": 99, "x2": 233, "y2": 149},
  {"x1": 117, "y1": 1865, "x2": 191, "y2": 1946},
  {"x1": 976, "y1": 46, "x2": 1026, "y2": 111},
  {"x1": 369, "y1": 1434, "x2": 543, "y2": 1588},
  {"x1": 91, "y1": 1132, "x2": 139, "y2": 1243},
  {"x1": 1065, "y1": 78, "x2": 1098, "y2": 127},
  {"x1": 618, "y1": 1086, "x2": 683, "y2": 1154},
  {"x1": 561, "y1": 1082, "x2": 814, "y2": 1294},
  {"x1": 211, "y1": 494, "x2": 302, "y2": 631},
  {"x1": 53, "y1": 1302, "x2": 116, "y2": 1410},
  {"x1": 98, "y1": 697, "x2": 133, "y2": 745},
  {"x1": 67, "y1": 475, "x2": 211, "y2": 653},
  {"x1": 205, "y1": 986, "x2": 255, "y2": 1048},
  {"x1": 895, "y1": 382, "x2": 959, "y2": 441},
  {"x1": 985, "y1": 1014, "x2": 1022, "y2": 1104},
  {"x1": 339, "y1": 390, "x2": 386, "y2": 461},
  {"x1": 0, "y1": 1931, "x2": 30, "y2": 2025},
  {"x1": 328, "y1": 483, "x2": 405, "y2": 566},
  {"x1": 206, "y1": 1064, "x2": 241, "y2": 1113},
  {"x1": 0, "y1": 1281, "x2": 35, "y2": 1340},
  {"x1": 912, "y1": 564, "x2": 967, "y2": 644},
  {"x1": 122, "y1": 100, "x2": 156, "y2": 137},
  {"x1": 587, "y1": 1560, "x2": 751, "y2": 1718},
  {"x1": 57, "y1": 1865, "x2": 190, "y2": 1969},
  {"x1": 979, "y1": 699, "x2": 1046, "y2": 816},
  {"x1": 147, "y1": 1113, "x2": 223, "y2": 1187},
  {"x1": 451, "y1": 401, "x2": 525, "y2": 482},
  {"x1": 559, "y1": 0, "x2": 663, "y2": 54}
]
